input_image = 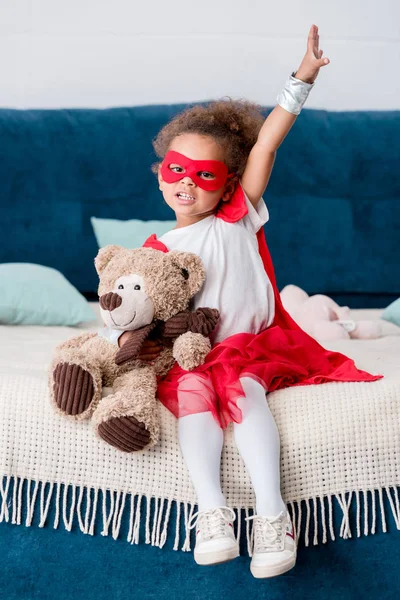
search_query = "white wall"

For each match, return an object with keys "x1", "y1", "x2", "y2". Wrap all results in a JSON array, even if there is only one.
[{"x1": 1, "y1": 0, "x2": 399, "y2": 110}]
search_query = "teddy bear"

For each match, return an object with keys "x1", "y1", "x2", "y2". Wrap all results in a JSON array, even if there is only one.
[
  {"x1": 48, "y1": 244, "x2": 219, "y2": 453},
  {"x1": 280, "y1": 284, "x2": 382, "y2": 342}
]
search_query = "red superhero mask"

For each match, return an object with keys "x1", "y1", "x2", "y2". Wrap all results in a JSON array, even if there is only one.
[{"x1": 160, "y1": 150, "x2": 236, "y2": 192}]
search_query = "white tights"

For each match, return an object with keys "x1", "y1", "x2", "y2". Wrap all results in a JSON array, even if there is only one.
[{"x1": 177, "y1": 375, "x2": 286, "y2": 516}]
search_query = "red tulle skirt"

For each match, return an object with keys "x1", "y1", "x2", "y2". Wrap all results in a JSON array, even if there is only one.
[{"x1": 156, "y1": 325, "x2": 383, "y2": 429}]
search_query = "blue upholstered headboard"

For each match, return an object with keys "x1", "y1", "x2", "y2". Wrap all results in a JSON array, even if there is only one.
[{"x1": 2, "y1": 105, "x2": 399, "y2": 307}]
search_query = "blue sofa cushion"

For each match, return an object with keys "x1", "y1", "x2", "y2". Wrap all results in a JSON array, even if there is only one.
[{"x1": 1, "y1": 106, "x2": 399, "y2": 304}]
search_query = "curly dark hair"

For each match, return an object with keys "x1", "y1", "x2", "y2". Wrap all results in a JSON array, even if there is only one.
[{"x1": 151, "y1": 97, "x2": 266, "y2": 178}]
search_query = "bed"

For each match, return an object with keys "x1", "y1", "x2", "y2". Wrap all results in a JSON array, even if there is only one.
[{"x1": 1, "y1": 105, "x2": 400, "y2": 600}]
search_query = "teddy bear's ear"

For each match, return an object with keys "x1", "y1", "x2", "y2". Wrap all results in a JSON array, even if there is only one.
[
  {"x1": 94, "y1": 245, "x2": 124, "y2": 275},
  {"x1": 168, "y1": 251, "x2": 206, "y2": 297}
]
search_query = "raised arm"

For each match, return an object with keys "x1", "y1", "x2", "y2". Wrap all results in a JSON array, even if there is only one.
[{"x1": 241, "y1": 24, "x2": 330, "y2": 206}]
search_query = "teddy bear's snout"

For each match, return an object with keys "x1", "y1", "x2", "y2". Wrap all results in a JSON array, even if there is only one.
[{"x1": 99, "y1": 292, "x2": 123, "y2": 312}]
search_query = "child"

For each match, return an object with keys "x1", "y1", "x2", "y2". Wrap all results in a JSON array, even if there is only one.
[{"x1": 118, "y1": 24, "x2": 381, "y2": 578}]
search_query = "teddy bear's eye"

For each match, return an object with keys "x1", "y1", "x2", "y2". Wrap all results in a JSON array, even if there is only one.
[
  {"x1": 118, "y1": 284, "x2": 124, "y2": 290},
  {"x1": 181, "y1": 268, "x2": 189, "y2": 281},
  {"x1": 134, "y1": 284, "x2": 141, "y2": 290}
]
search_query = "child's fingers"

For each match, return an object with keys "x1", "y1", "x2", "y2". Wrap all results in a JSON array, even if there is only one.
[
  {"x1": 307, "y1": 24, "x2": 317, "y2": 53},
  {"x1": 149, "y1": 345, "x2": 163, "y2": 354},
  {"x1": 143, "y1": 339, "x2": 162, "y2": 347},
  {"x1": 141, "y1": 346, "x2": 162, "y2": 356},
  {"x1": 141, "y1": 341, "x2": 163, "y2": 353},
  {"x1": 139, "y1": 352, "x2": 162, "y2": 361},
  {"x1": 138, "y1": 341, "x2": 163, "y2": 356}
]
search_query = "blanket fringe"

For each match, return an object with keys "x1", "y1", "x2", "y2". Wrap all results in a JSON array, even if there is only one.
[{"x1": 1, "y1": 477, "x2": 400, "y2": 553}]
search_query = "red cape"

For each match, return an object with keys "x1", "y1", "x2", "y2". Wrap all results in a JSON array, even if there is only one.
[{"x1": 144, "y1": 183, "x2": 383, "y2": 428}]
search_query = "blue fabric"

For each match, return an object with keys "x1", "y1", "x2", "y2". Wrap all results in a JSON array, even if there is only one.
[
  {"x1": 0, "y1": 478, "x2": 399, "y2": 599},
  {"x1": 91, "y1": 216, "x2": 176, "y2": 249},
  {"x1": 0, "y1": 263, "x2": 96, "y2": 325},
  {"x1": 382, "y1": 297, "x2": 400, "y2": 327},
  {"x1": 2, "y1": 524, "x2": 398, "y2": 600},
  {"x1": 1, "y1": 107, "x2": 399, "y2": 306}
]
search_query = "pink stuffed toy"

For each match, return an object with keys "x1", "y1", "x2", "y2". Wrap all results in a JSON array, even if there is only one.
[{"x1": 280, "y1": 285, "x2": 382, "y2": 342}]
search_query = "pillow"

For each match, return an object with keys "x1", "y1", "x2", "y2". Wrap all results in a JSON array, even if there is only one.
[
  {"x1": 91, "y1": 216, "x2": 176, "y2": 249},
  {"x1": 0, "y1": 263, "x2": 96, "y2": 326},
  {"x1": 381, "y1": 298, "x2": 400, "y2": 327}
]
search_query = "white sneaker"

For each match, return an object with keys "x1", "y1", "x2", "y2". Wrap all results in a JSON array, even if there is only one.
[
  {"x1": 246, "y1": 510, "x2": 297, "y2": 578},
  {"x1": 188, "y1": 506, "x2": 240, "y2": 566}
]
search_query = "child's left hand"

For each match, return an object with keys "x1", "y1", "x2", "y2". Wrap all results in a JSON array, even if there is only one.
[{"x1": 294, "y1": 24, "x2": 330, "y2": 84}]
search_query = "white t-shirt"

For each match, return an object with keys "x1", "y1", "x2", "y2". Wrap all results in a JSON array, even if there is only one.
[
  {"x1": 159, "y1": 188, "x2": 275, "y2": 344},
  {"x1": 98, "y1": 326, "x2": 122, "y2": 345}
]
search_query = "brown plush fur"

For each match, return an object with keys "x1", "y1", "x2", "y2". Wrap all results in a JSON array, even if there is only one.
[
  {"x1": 172, "y1": 332, "x2": 211, "y2": 371},
  {"x1": 49, "y1": 246, "x2": 217, "y2": 453},
  {"x1": 95, "y1": 246, "x2": 205, "y2": 321}
]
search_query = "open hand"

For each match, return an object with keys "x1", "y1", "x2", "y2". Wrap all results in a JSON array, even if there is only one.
[{"x1": 295, "y1": 24, "x2": 330, "y2": 84}]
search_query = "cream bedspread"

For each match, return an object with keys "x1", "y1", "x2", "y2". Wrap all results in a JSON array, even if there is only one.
[{"x1": 1, "y1": 304, "x2": 399, "y2": 550}]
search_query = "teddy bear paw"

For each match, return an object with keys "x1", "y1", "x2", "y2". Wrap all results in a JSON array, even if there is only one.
[
  {"x1": 173, "y1": 332, "x2": 212, "y2": 371},
  {"x1": 52, "y1": 363, "x2": 95, "y2": 417},
  {"x1": 97, "y1": 416, "x2": 151, "y2": 452}
]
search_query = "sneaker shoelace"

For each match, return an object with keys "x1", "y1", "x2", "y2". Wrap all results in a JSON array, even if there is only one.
[
  {"x1": 188, "y1": 506, "x2": 236, "y2": 541},
  {"x1": 246, "y1": 511, "x2": 286, "y2": 553}
]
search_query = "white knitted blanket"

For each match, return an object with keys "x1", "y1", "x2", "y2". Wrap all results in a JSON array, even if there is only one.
[{"x1": 1, "y1": 305, "x2": 400, "y2": 553}]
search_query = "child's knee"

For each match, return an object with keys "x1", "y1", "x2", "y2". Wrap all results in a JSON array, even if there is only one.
[
  {"x1": 177, "y1": 372, "x2": 216, "y2": 416},
  {"x1": 239, "y1": 375, "x2": 267, "y2": 399}
]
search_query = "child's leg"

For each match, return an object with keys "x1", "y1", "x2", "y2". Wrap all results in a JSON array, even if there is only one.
[
  {"x1": 234, "y1": 376, "x2": 297, "y2": 578},
  {"x1": 177, "y1": 374, "x2": 227, "y2": 511},
  {"x1": 233, "y1": 376, "x2": 286, "y2": 516},
  {"x1": 177, "y1": 373, "x2": 239, "y2": 566}
]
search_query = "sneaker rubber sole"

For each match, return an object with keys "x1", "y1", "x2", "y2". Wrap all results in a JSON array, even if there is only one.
[
  {"x1": 250, "y1": 552, "x2": 297, "y2": 578},
  {"x1": 194, "y1": 544, "x2": 240, "y2": 566}
]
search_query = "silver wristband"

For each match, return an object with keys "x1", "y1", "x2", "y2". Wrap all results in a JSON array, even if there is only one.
[{"x1": 276, "y1": 71, "x2": 315, "y2": 115}]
